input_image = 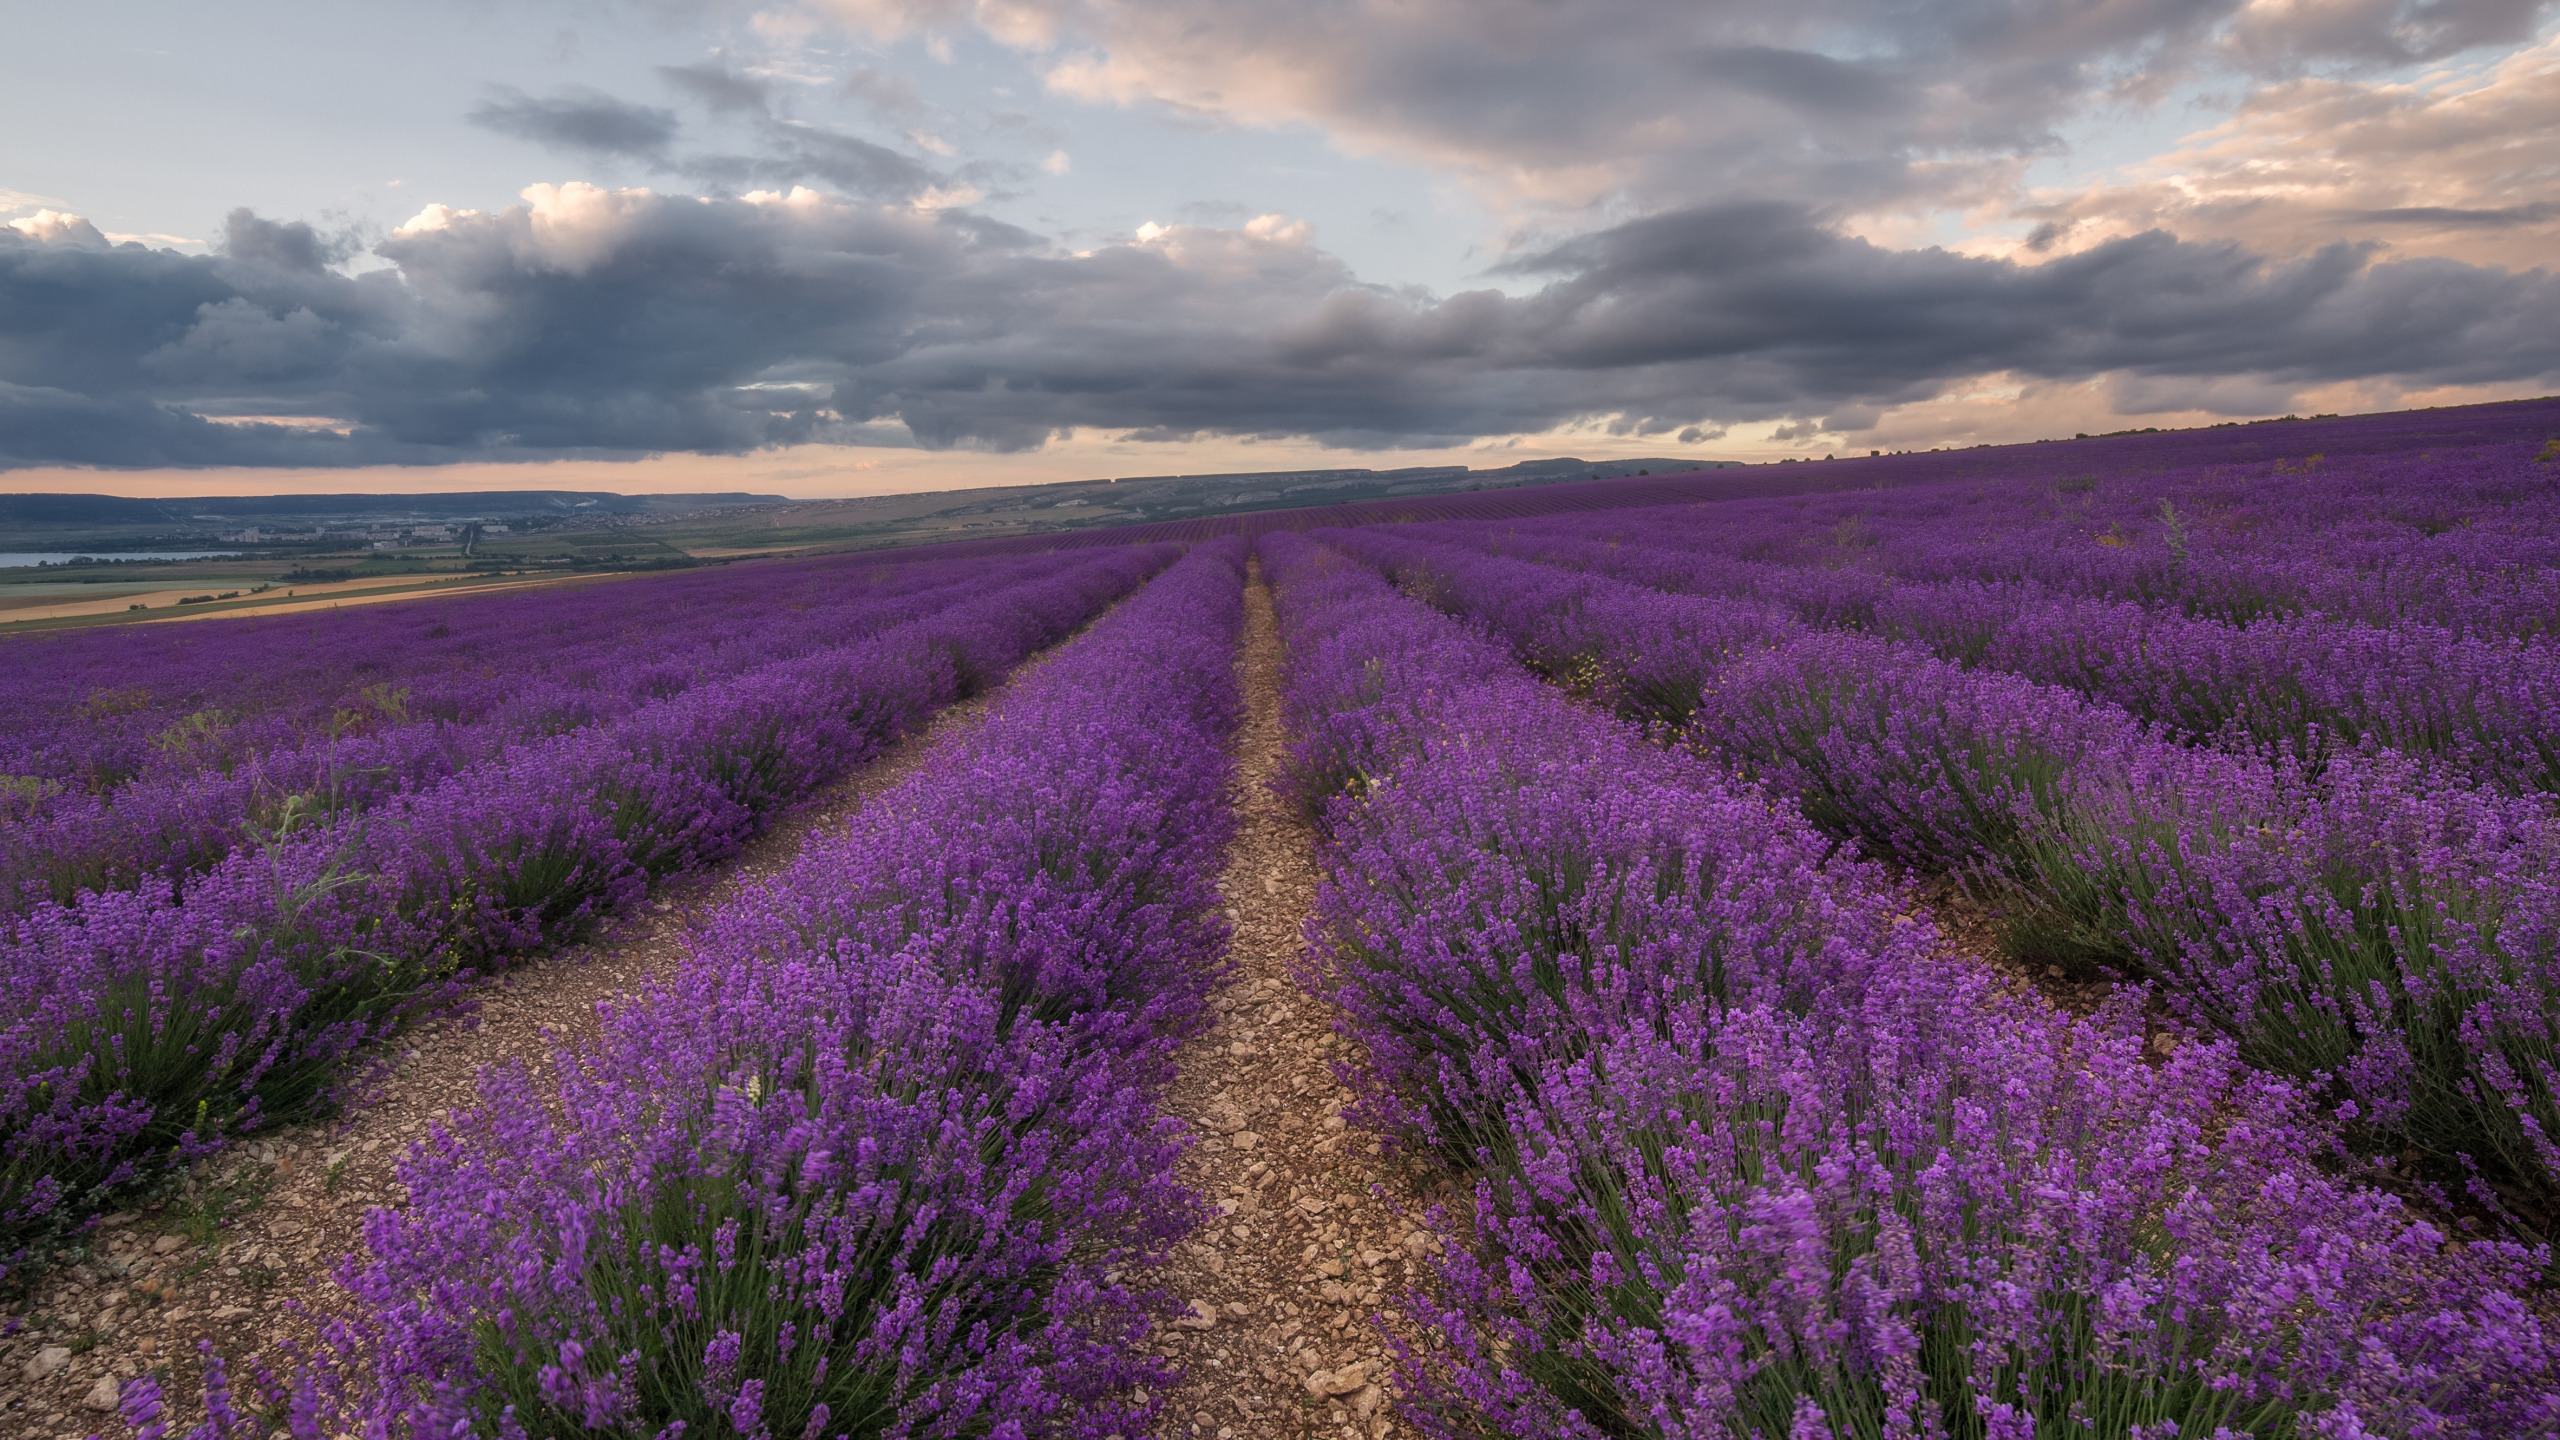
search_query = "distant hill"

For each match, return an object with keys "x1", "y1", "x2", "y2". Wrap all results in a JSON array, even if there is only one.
[
  {"x1": 0, "y1": 462, "x2": 1711, "y2": 553},
  {"x1": 616, "y1": 456, "x2": 1719, "y2": 557},
  {"x1": 0, "y1": 490, "x2": 783, "y2": 528},
  {"x1": 0, "y1": 491, "x2": 791, "y2": 552},
  {"x1": 9, "y1": 392, "x2": 2553, "y2": 559},
  {"x1": 834, "y1": 394, "x2": 2560, "y2": 561}
]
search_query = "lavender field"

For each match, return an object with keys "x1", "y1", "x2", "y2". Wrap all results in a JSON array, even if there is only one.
[{"x1": 8, "y1": 414, "x2": 2560, "y2": 1439}]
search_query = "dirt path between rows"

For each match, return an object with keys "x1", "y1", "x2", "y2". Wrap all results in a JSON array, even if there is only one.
[
  {"x1": 1146, "y1": 564, "x2": 1435, "y2": 1440},
  {"x1": 0, "y1": 678, "x2": 1023, "y2": 1440}
]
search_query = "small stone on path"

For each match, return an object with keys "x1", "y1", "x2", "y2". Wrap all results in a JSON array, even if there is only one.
[{"x1": 21, "y1": 1346, "x2": 69, "y2": 1381}]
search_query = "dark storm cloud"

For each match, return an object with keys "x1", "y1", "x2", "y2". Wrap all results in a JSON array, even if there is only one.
[
  {"x1": 3, "y1": 193, "x2": 2556, "y2": 468},
  {"x1": 838, "y1": 202, "x2": 2560, "y2": 448},
  {"x1": 219, "y1": 209, "x2": 355, "y2": 273},
  {"x1": 469, "y1": 87, "x2": 680, "y2": 159},
  {"x1": 1484, "y1": 203, "x2": 2560, "y2": 392}
]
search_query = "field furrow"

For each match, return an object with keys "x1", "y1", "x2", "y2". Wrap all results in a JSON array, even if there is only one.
[{"x1": 1144, "y1": 562, "x2": 1430, "y2": 1440}]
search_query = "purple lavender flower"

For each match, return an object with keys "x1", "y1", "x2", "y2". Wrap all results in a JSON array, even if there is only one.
[
  {"x1": 3, "y1": 545, "x2": 1175, "y2": 1265},
  {"x1": 265, "y1": 540, "x2": 1246, "y2": 1438},
  {"x1": 1263, "y1": 530, "x2": 2560, "y2": 1437}
]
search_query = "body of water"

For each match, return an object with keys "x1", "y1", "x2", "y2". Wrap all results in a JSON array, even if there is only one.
[{"x1": 0, "y1": 551, "x2": 245, "y2": 569}]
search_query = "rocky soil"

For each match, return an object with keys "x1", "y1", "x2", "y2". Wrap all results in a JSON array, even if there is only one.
[{"x1": 1143, "y1": 566, "x2": 1439, "y2": 1440}]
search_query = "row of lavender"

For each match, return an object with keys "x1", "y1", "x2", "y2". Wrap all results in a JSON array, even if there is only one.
[
  {"x1": 1, "y1": 549, "x2": 1027, "y2": 783},
  {"x1": 1415, "y1": 448, "x2": 2560, "y2": 796},
  {"x1": 1264, "y1": 532, "x2": 2557, "y2": 1437},
  {"x1": 0, "y1": 544, "x2": 1172, "y2": 1265},
  {"x1": 1322, "y1": 523, "x2": 2560, "y2": 1214},
  {"x1": 0, "y1": 550, "x2": 1104, "y2": 911},
  {"x1": 1486, "y1": 443, "x2": 2560, "y2": 635},
  {"x1": 126, "y1": 539, "x2": 1250, "y2": 1440},
  {"x1": 1446, "y1": 520, "x2": 2560, "y2": 796},
  {"x1": 864, "y1": 400, "x2": 2559, "y2": 556}
]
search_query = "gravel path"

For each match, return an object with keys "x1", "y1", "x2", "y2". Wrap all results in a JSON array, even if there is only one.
[
  {"x1": 1147, "y1": 564, "x2": 1435, "y2": 1440},
  {"x1": 0, "y1": 678, "x2": 1021, "y2": 1439}
]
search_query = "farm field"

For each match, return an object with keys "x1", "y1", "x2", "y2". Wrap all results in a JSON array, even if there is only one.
[
  {"x1": 3, "y1": 406, "x2": 2560, "y2": 1438},
  {"x1": 0, "y1": 569, "x2": 650, "y2": 630}
]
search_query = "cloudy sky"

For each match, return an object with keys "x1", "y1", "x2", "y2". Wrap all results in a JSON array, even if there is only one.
[{"x1": 4, "y1": 0, "x2": 2557, "y2": 497}]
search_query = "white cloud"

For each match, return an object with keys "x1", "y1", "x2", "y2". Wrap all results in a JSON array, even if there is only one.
[
  {"x1": 392, "y1": 202, "x2": 467, "y2": 236},
  {"x1": 1244, "y1": 213, "x2": 1313, "y2": 245},
  {"x1": 6, "y1": 210, "x2": 109, "y2": 248},
  {"x1": 2004, "y1": 31, "x2": 2560, "y2": 269},
  {"x1": 910, "y1": 182, "x2": 983, "y2": 209},
  {"x1": 391, "y1": 183, "x2": 669, "y2": 275}
]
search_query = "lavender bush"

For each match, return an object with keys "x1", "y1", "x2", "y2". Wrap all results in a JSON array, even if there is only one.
[
  {"x1": 2037, "y1": 742, "x2": 2560, "y2": 1208},
  {"x1": 1332, "y1": 519, "x2": 2560, "y2": 1208},
  {"x1": 0, "y1": 548, "x2": 1049, "y2": 788},
  {"x1": 1264, "y1": 532, "x2": 2560, "y2": 1436},
  {"x1": 0, "y1": 551, "x2": 1102, "y2": 912},
  {"x1": 1691, "y1": 629, "x2": 2560, "y2": 1212},
  {"x1": 1416, "y1": 495, "x2": 2560, "y2": 797},
  {"x1": 260, "y1": 539, "x2": 1247, "y2": 1438},
  {"x1": 1871, "y1": 584, "x2": 2560, "y2": 795},
  {"x1": 1315, "y1": 527, "x2": 1797, "y2": 730},
  {"x1": 1439, "y1": 440, "x2": 2560, "y2": 637},
  {"x1": 0, "y1": 545, "x2": 1173, "y2": 1265}
]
